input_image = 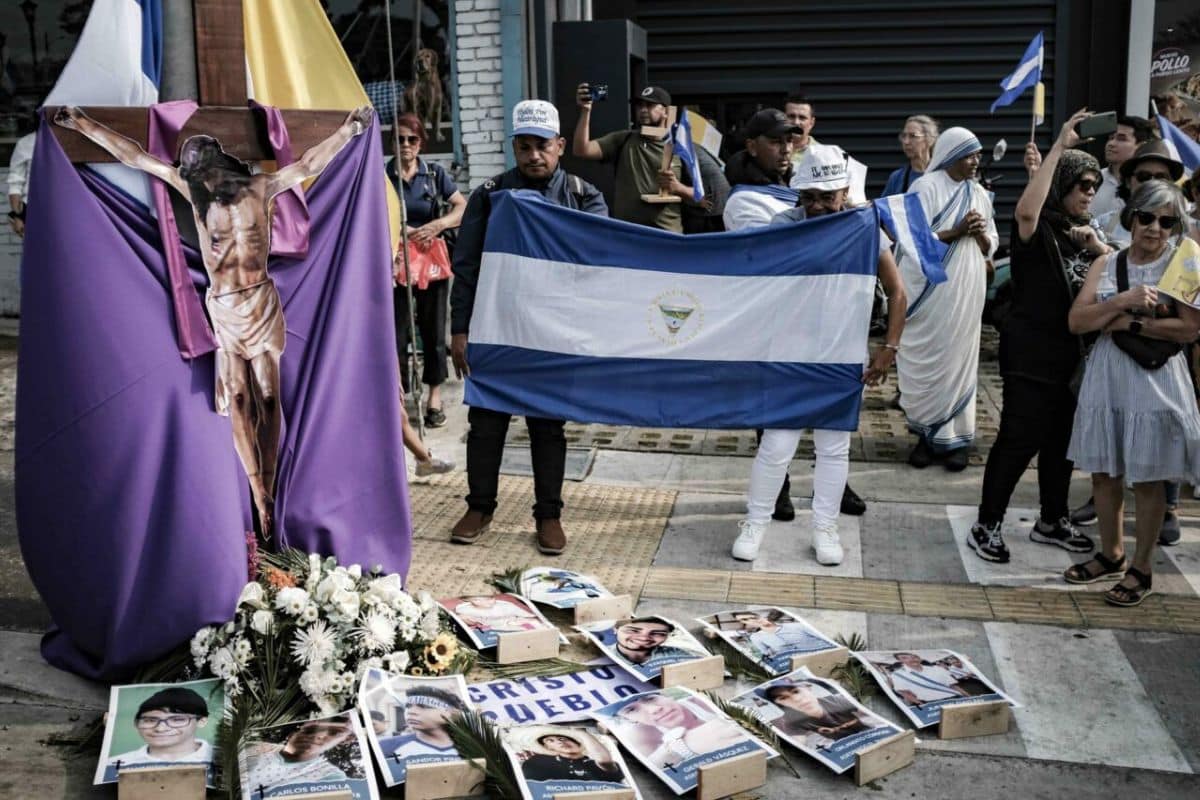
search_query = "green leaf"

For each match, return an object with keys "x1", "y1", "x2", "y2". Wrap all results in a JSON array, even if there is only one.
[
  {"x1": 831, "y1": 634, "x2": 876, "y2": 701},
  {"x1": 475, "y1": 656, "x2": 592, "y2": 681},
  {"x1": 486, "y1": 566, "x2": 528, "y2": 596},
  {"x1": 703, "y1": 691, "x2": 801, "y2": 779},
  {"x1": 445, "y1": 710, "x2": 523, "y2": 800}
]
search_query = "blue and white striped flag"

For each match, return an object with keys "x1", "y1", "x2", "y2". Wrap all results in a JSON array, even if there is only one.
[
  {"x1": 1157, "y1": 114, "x2": 1200, "y2": 173},
  {"x1": 670, "y1": 111, "x2": 705, "y2": 203},
  {"x1": 874, "y1": 193, "x2": 948, "y2": 285},
  {"x1": 989, "y1": 32, "x2": 1043, "y2": 114},
  {"x1": 465, "y1": 191, "x2": 888, "y2": 430},
  {"x1": 42, "y1": 0, "x2": 162, "y2": 206}
]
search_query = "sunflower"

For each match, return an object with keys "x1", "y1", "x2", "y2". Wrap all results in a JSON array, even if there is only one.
[{"x1": 423, "y1": 632, "x2": 459, "y2": 673}]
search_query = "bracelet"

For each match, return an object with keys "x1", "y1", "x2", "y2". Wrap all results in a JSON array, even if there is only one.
[{"x1": 883, "y1": 343, "x2": 900, "y2": 352}]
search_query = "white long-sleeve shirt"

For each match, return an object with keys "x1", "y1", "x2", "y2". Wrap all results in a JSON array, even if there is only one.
[{"x1": 6, "y1": 133, "x2": 35, "y2": 202}]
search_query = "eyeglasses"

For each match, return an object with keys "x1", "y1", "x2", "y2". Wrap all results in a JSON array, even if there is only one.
[
  {"x1": 799, "y1": 191, "x2": 841, "y2": 206},
  {"x1": 1073, "y1": 178, "x2": 1101, "y2": 193},
  {"x1": 1132, "y1": 210, "x2": 1181, "y2": 229},
  {"x1": 897, "y1": 133, "x2": 925, "y2": 142},
  {"x1": 397, "y1": 135, "x2": 421, "y2": 145},
  {"x1": 1134, "y1": 170, "x2": 1171, "y2": 183},
  {"x1": 135, "y1": 714, "x2": 198, "y2": 730}
]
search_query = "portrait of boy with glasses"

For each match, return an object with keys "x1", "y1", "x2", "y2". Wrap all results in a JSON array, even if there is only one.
[{"x1": 96, "y1": 680, "x2": 222, "y2": 785}]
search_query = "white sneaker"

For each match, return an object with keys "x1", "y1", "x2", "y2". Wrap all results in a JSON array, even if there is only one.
[
  {"x1": 415, "y1": 452, "x2": 456, "y2": 477},
  {"x1": 732, "y1": 520, "x2": 767, "y2": 561},
  {"x1": 812, "y1": 521, "x2": 844, "y2": 566}
]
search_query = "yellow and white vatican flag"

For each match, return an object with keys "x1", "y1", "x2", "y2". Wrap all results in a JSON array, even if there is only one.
[{"x1": 1158, "y1": 237, "x2": 1200, "y2": 308}]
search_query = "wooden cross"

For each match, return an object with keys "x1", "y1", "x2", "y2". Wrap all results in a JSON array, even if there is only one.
[{"x1": 47, "y1": 0, "x2": 346, "y2": 164}]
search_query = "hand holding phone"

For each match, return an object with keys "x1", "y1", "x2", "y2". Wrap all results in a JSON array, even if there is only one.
[{"x1": 1077, "y1": 111, "x2": 1117, "y2": 141}]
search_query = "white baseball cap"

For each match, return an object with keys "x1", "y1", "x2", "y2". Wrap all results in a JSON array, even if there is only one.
[
  {"x1": 791, "y1": 143, "x2": 851, "y2": 191},
  {"x1": 511, "y1": 100, "x2": 560, "y2": 139}
]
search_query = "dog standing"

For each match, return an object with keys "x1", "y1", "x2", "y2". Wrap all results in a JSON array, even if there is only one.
[{"x1": 406, "y1": 48, "x2": 445, "y2": 142}]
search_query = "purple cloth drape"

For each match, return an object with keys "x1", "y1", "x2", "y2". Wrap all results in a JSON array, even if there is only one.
[{"x1": 16, "y1": 116, "x2": 411, "y2": 681}]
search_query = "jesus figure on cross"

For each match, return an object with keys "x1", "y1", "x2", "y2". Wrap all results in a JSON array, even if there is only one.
[{"x1": 53, "y1": 104, "x2": 374, "y2": 534}]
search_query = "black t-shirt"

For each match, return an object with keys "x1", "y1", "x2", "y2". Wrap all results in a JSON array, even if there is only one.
[
  {"x1": 1001, "y1": 218, "x2": 1098, "y2": 384},
  {"x1": 521, "y1": 753, "x2": 622, "y2": 783}
]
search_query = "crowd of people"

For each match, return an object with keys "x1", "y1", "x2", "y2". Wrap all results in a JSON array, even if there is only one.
[{"x1": 391, "y1": 85, "x2": 1200, "y2": 610}]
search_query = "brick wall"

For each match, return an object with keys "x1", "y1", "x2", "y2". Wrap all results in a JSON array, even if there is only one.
[{"x1": 455, "y1": 0, "x2": 506, "y2": 190}]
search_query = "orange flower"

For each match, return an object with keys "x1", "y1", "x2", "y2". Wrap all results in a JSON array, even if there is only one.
[{"x1": 264, "y1": 567, "x2": 298, "y2": 589}]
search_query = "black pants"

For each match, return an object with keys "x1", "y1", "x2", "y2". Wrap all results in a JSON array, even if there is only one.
[
  {"x1": 466, "y1": 406, "x2": 566, "y2": 519},
  {"x1": 978, "y1": 374, "x2": 1076, "y2": 526},
  {"x1": 394, "y1": 281, "x2": 449, "y2": 392}
]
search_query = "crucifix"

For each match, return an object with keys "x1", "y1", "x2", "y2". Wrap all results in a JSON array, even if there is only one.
[{"x1": 46, "y1": 0, "x2": 369, "y2": 536}]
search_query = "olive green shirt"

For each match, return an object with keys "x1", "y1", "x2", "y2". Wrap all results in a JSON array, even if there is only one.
[{"x1": 596, "y1": 129, "x2": 684, "y2": 232}]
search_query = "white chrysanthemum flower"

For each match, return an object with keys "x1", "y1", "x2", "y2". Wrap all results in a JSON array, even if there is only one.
[
  {"x1": 393, "y1": 592, "x2": 420, "y2": 620},
  {"x1": 209, "y1": 646, "x2": 239, "y2": 679},
  {"x1": 305, "y1": 553, "x2": 323, "y2": 592},
  {"x1": 292, "y1": 620, "x2": 336, "y2": 667},
  {"x1": 420, "y1": 607, "x2": 441, "y2": 639},
  {"x1": 347, "y1": 564, "x2": 363, "y2": 579},
  {"x1": 190, "y1": 627, "x2": 214, "y2": 666},
  {"x1": 384, "y1": 650, "x2": 410, "y2": 673},
  {"x1": 251, "y1": 609, "x2": 275, "y2": 635},
  {"x1": 298, "y1": 667, "x2": 333, "y2": 700},
  {"x1": 354, "y1": 610, "x2": 397, "y2": 653},
  {"x1": 300, "y1": 603, "x2": 320, "y2": 623},
  {"x1": 237, "y1": 582, "x2": 267, "y2": 610},
  {"x1": 364, "y1": 574, "x2": 405, "y2": 607},
  {"x1": 274, "y1": 587, "x2": 309, "y2": 615},
  {"x1": 233, "y1": 637, "x2": 253, "y2": 665}
]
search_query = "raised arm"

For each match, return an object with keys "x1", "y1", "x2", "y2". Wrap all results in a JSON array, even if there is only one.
[
  {"x1": 572, "y1": 84, "x2": 605, "y2": 160},
  {"x1": 265, "y1": 107, "x2": 373, "y2": 198},
  {"x1": 53, "y1": 106, "x2": 186, "y2": 195},
  {"x1": 1014, "y1": 107, "x2": 1090, "y2": 242}
]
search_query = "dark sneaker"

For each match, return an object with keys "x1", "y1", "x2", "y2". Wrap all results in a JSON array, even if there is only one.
[
  {"x1": 968, "y1": 521, "x2": 1010, "y2": 563},
  {"x1": 944, "y1": 447, "x2": 970, "y2": 472},
  {"x1": 1159, "y1": 510, "x2": 1182, "y2": 547},
  {"x1": 425, "y1": 407, "x2": 447, "y2": 428},
  {"x1": 450, "y1": 511, "x2": 492, "y2": 544},
  {"x1": 840, "y1": 484, "x2": 866, "y2": 516},
  {"x1": 536, "y1": 518, "x2": 566, "y2": 555},
  {"x1": 773, "y1": 487, "x2": 796, "y2": 522},
  {"x1": 1030, "y1": 517, "x2": 1094, "y2": 553},
  {"x1": 908, "y1": 439, "x2": 933, "y2": 469},
  {"x1": 1070, "y1": 497, "x2": 1097, "y2": 526}
]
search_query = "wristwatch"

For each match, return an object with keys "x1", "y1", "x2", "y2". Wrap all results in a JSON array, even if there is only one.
[{"x1": 1128, "y1": 318, "x2": 1143, "y2": 335}]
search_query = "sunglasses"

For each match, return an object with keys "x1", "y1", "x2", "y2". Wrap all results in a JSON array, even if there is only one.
[
  {"x1": 1073, "y1": 178, "x2": 1100, "y2": 193},
  {"x1": 1134, "y1": 170, "x2": 1171, "y2": 183},
  {"x1": 1132, "y1": 210, "x2": 1181, "y2": 229},
  {"x1": 397, "y1": 135, "x2": 421, "y2": 145}
]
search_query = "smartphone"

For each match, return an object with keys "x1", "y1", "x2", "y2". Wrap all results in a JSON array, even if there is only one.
[
  {"x1": 588, "y1": 83, "x2": 609, "y2": 102},
  {"x1": 1078, "y1": 111, "x2": 1118, "y2": 140}
]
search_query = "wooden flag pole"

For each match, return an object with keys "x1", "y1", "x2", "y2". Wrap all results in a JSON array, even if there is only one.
[
  {"x1": 1029, "y1": 81, "x2": 1044, "y2": 144},
  {"x1": 640, "y1": 105, "x2": 682, "y2": 205}
]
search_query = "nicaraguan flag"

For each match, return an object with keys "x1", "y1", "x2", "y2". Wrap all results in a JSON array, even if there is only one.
[
  {"x1": 670, "y1": 112, "x2": 705, "y2": 203},
  {"x1": 42, "y1": 0, "x2": 162, "y2": 206},
  {"x1": 465, "y1": 192, "x2": 886, "y2": 430},
  {"x1": 1158, "y1": 114, "x2": 1200, "y2": 172},
  {"x1": 874, "y1": 193, "x2": 948, "y2": 286},
  {"x1": 990, "y1": 32, "x2": 1043, "y2": 114}
]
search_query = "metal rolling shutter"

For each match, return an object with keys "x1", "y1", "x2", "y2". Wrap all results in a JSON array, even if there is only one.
[{"x1": 616, "y1": 0, "x2": 1064, "y2": 238}]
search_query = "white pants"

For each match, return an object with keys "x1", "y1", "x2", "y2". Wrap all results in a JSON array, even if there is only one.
[{"x1": 746, "y1": 429, "x2": 851, "y2": 528}]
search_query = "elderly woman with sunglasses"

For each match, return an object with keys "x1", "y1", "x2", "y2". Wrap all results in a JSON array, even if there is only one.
[
  {"x1": 967, "y1": 110, "x2": 1111, "y2": 564},
  {"x1": 1063, "y1": 179, "x2": 1200, "y2": 606}
]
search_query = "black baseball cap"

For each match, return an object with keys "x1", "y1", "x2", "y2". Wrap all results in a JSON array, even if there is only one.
[
  {"x1": 744, "y1": 109, "x2": 801, "y2": 139},
  {"x1": 632, "y1": 86, "x2": 672, "y2": 106}
]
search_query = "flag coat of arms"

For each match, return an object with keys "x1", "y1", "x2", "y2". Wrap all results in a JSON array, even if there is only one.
[{"x1": 464, "y1": 192, "x2": 886, "y2": 431}]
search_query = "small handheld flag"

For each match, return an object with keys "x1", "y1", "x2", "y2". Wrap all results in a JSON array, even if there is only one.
[
  {"x1": 669, "y1": 111, "x2": 705, "y2": 203},
  {"x1": 990, "y1": 32, "x2": 1044, "y2": 114},
  {"x1": 1158, "y1": 238, "x2": 1200, "y2": 309}
]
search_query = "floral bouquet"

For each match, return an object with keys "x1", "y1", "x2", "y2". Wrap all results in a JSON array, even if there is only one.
[{"x1": 184, "y1": 549, "x2": 471, "y2": 791}]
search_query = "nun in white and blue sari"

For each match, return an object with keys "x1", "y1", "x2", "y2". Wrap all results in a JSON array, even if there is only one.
[{"x1": 896, "y1": 127, "x2": 998, "y2": 470}]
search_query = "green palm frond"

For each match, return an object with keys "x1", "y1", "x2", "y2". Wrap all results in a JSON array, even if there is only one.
[
  {"x1": 703, "y1": 692, "x2": 800, "y2": 779},
  {"x1": 259, "y1": 547, "x2": 312, "y2": 576},
  {"x1": 476, "y1": 656, "x2": 592, "y2": 680},
  {"x1": 702, "y1": 634, "x2": 773, "y2": 684},
  {"x1": 445, "y1": 710, "x2": 523, "y2": 800},
  {"x1": 831, "y1": 634, "x2": 875, "y2": 701},
  {"x1": 486, "y1": 566, "x2": 527, "y2": 596}
]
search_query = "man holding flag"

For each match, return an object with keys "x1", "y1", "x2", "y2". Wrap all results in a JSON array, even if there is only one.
[{"x1": 573, "y1": 84, "x2": 698, "y2": 231}]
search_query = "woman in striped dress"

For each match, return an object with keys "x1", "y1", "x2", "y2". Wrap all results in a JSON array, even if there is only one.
[{"x1": 1064, "y1": 180, "x2": 1200, "y2": 606}]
